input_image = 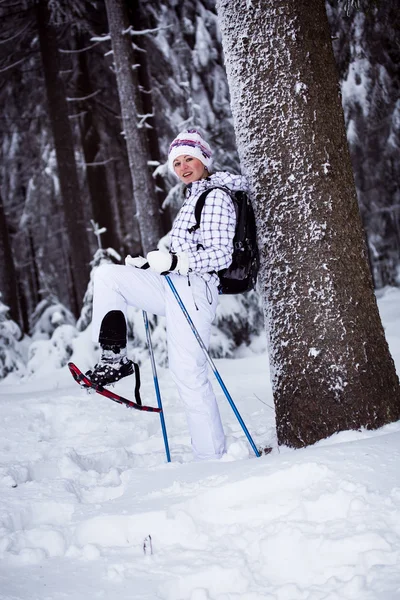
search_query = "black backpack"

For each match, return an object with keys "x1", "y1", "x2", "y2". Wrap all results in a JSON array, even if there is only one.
[{"x1": 188, "y1": 186, "x2": 259, "y2": 294}]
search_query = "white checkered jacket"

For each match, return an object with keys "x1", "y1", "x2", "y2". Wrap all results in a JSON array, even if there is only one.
[{"x1": 170, "y1": 172, "x2": 249, "y2": 285}]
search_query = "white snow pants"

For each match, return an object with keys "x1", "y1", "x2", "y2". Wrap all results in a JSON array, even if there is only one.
[{"x1": 92, "y1": 264, "x2": 225, "y2": 460}]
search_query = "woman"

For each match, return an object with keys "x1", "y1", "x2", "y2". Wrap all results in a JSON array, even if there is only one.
[{"x1": 89, "y1": 129, "x2": 248, "y2": 460}]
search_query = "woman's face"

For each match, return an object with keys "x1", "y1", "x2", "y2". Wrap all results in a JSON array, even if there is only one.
[{"x1": 173, "y1": 155, "x2": 207, "y2": 184}]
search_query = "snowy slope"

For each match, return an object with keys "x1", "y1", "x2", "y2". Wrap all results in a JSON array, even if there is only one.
[{"x1": 0, "y1": 288, "x2": 400, "y2": 600}]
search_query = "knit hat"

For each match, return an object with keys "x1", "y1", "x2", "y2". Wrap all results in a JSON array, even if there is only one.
[{"x1": 168, "y1": 129, "x2": 213, "y2": 174}]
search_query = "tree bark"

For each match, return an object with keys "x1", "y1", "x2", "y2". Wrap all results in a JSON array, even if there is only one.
[
  {"x1": 0, "y1": 191, "x2": 20, "y2": 324},
  {"x1": 104, "y1": 0, "x2": 164, "y2": 254},
  {"x1": 128, "y1": 1, "x2": 172, "y2": 234},
  {"x1": 216, "y1": 0, "x2": 400, "y2": 447},
  {"x1": 36, "y1": 0, "x2": 91, "y2": 315},
  {"x1": 76, "y1": 37, "x2": 120, "y2": 252}
]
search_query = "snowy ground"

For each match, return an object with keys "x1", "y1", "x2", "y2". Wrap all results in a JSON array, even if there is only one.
[{"x1": 1, "y1": 288, "x2": 400, "y2": 600}]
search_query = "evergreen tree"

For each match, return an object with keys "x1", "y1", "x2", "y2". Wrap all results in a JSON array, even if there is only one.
[
  {"x1": 327, "y1": 0, "x2": 400, "y2": 286},
  {"x1": 0, "y1": 298, "x2": 25, "y2": 379}
]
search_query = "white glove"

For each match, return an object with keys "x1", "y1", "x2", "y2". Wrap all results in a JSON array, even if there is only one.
[
  {"x1": 125, "y1": 255, "x2": 148, "y2": 268},
  {"x1": 146, "y1": 250, "x2": 190, "y2": 275}
]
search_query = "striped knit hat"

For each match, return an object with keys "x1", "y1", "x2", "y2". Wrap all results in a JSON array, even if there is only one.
[{"x1": 168, "y1": 129, "x2": 213, "y2": 174}]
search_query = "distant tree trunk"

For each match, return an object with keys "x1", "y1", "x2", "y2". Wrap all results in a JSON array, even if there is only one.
[
  {"x1": 0, "y1": 192, "x2": 20, "y2": 324},
  {"x1": 127, "y1": 0, "x2": 172, "y2": 233},
  {"x1": 104, "y1": 0, "x2": 164, "y2": 254},
  {"x1": 216, "y1": 0, "x2": 400, "y2": 447},
  {"x1": 26, "y1": 229, "x2": 41, "y2": 320},
  {"x1": 326, "y1": 0, "x2": 400, "y2": 287},
  {"x1": 36, "y1": 0, "x2": 90, "y2": 315},
  {"x1": 75, "y1": 37, "x2": 120, "y2": 252}
]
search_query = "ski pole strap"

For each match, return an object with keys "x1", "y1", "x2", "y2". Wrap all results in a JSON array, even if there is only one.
[
  {"x1": 133, "y1": 362, "x2": 142, "y2": 406},
  {"x1": 160, "y1": 253, "x2": 178, "y2": 276}
]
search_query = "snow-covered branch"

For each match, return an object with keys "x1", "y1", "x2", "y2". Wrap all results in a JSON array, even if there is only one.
[
  {"x1": 91, "y1": 34, "x2": 111, "y2": 43},
  {"x1": 0, "y1": 56, "x2": 28, "y2": 74},
  {"x1": 131, "y1": 42, "x2": 146, "y2": 54},
  {"x1": 122, "y1": 24, "x2": 173, "y2": 37},
  {"x1": 85, "y1": 158, "x2": 115, "y2": 167},
  {"x1": 137, "y1": 113, "x2": 154, "y2": 129}
]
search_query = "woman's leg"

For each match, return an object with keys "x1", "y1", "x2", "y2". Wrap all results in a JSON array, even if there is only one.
[
  {"x1": 92, "y1": 264, "x2": 166, "y2": 343},
  {"x1": 165, "y1": 274, "x2": 225, "y2": 460}
]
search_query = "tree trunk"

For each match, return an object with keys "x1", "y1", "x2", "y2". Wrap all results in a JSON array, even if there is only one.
[
  {"x1": 127, "y1": 0, "x2": 172, "y2": 234},
  {"x1": 326, "y1": 1, "x2": 400, "y2": 287},
  {"x1": 76, "y1": 37, "x2": 120, "y2": 252},
  {"x1": 104, "y1": 0, "x2": 164, "y2": 254},
  {"x1": 216, "y1": 0, "x2": 400, "y2": 447},
  {"x1": 0, "y1": 191, "x2": 20, "y2": 324},
  {"x1": 36, "y1": 0, "x2": 90, "y2": 315}
]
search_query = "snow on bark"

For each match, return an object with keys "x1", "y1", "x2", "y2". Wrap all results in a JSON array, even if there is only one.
[{"x1": 216, "y1": 0, "x2": 400, "y2": 447}]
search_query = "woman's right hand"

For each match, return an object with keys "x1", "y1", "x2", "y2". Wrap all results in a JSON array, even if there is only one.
[{"x1": 125, "y1": 255, "x2": 149, "y2": 268}]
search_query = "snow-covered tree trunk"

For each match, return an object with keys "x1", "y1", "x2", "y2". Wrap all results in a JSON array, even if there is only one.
[
  {"x1": 216, "y1": 0, "x2": 400, "y2": 447},
  {"x1": 104, "y1": 0, "x2": 164, "y2": 254}
]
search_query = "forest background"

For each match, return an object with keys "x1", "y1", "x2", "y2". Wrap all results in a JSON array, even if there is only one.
[{"x1": 0, "y1": 0, "x2": 399, "y2": 380}]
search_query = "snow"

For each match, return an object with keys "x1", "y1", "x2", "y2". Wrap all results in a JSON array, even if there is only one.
[{"x1": 1, "y1": 288, "x2": 400, "y2": 599}]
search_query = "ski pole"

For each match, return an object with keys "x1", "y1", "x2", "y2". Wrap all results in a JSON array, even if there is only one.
[
  {"x1": 164, "y1": 275, "x2": 260, "y2": 458},
  {"x1": 142, "y1": 311, "x2": 171, "y2": 462}
]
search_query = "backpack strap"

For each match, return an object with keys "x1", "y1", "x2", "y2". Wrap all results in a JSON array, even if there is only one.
[{"x1": 187, "y1": 186, "x2": 232, "y2": 234}]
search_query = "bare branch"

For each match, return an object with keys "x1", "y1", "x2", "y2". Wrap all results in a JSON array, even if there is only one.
[
  {"x1": 66, "y1": 89, "x2": 101, "y2": 103},
  {"x1": 0, "y1": 20, "x2": 30, "y2": 44},
  {"x1": 93, "y1": 98, "x2": 120, "y2": 117},
  {"x1": 0, "y1": 55, "x2": 28, "y2": 74},
  {"x1": 68, "y1": 111, "x2": 88, "y2": 120},
  {"x1": 85, "y1": 157, "x2": 115, "y2": 167},
  {"x1": 59, "y1": 41, "x2": 102, "y2": 54}
]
